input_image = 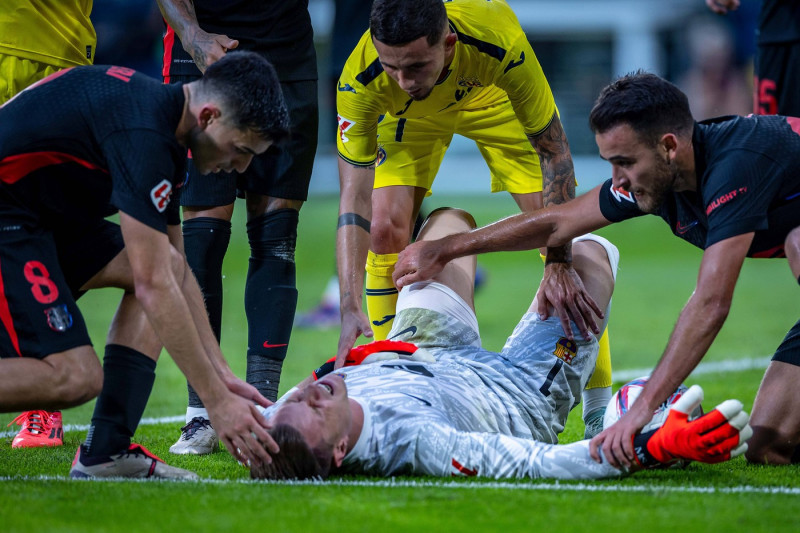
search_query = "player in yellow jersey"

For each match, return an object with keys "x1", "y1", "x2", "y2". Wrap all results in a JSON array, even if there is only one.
[
  {"x1": 0, "y1": 1, "x2": 95, "y2": 104},
  {"x1": 1, "y1": 0, "x2": 95, "y2": 447},
  {"x1": 334, "y1": 0, "x2": 612, "y2": 437}
]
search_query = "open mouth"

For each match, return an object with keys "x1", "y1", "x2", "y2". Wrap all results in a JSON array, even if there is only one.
[{"x1": 318, "y1": 381, "x2": 334, "y2": 395}]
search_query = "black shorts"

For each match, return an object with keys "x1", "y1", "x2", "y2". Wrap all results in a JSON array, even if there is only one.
[
  {"x1": 772, "y1": 319, "x2": 800, "y2": 367},
  {"x1": 172, "y1": 75, "x2": 319, "y2": 206},
  {"x1": 0, "y1": 218, "x2": 124, "y2": 359},
  {"x1": 755, "y1": 41, "x2": 800, "y2": 116}
]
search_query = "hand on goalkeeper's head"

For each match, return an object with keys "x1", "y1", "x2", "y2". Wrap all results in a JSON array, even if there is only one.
[{"x1": 634, "y1": 385, "x2": 752, "y2": 468}]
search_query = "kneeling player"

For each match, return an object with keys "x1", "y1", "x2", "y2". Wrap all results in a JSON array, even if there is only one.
[{"x1": 251, "y1": 208, "x2": 751, "y2": 480}]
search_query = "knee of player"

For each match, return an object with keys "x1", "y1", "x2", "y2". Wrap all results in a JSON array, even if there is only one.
[
  {"x1": 246, "y1": 209, "x2": 299, "y2": 261},
  {"x1": 369, "y1": 215, "x2": 410, "y2": 252},
  {"x1": 417, "y1": 207, "x2": 477, "y2": 241},
  {"x1": 744, "y1": 427, "x2": 797, "y2": 465},
  {"x1": 50, "y1": 350, "x2": 103, "y2": 407}
]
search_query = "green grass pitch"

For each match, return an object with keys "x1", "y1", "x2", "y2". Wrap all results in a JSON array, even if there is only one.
[{"x1": 2, "y1": 194, "x2": 799, "y2": 531}]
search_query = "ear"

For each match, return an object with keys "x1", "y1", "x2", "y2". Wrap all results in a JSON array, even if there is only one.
[
  {"x1": 197, "y1": 104, "x2": 221, "y2": 129},
  {"x1": 444, "y1": 31, "x2": 457, "y2": 52},
  {"x1": 660, "y1": 133, "x2": 679, "y2": 159},
  {"x1": 332, "y1": 437, "x2": 348, "y2": 468}
]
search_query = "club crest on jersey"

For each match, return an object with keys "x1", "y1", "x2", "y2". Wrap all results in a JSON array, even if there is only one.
[
  {"x1": 150, "y1": 179, "x2": 172, "y2": 212},
  {"x1": 552, "y1": 337, "x2": 577, "y2": 365},
  {"x1": 337, "y1": 81, "x2": 357, "y2": 93},
  {"x1": 337, "y1": 114, "x2": 356, "y2": 143},
  {"x1": 457, "y1": 75, "x2": 483, "y2": 88},
  {"x1": 610, "y1": 186, "x2": 636, "y2": 204},
  {"x1": 45, "y1": 305, "x2": 73, "y2": 332},
  {"x1": 376, "y1": 146, "x2": 387, "y2": 167}
]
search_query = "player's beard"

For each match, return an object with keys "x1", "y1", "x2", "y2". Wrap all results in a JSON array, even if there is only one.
[{"x1": 635, "y1": 155, "x2": 678, "y2": 214}]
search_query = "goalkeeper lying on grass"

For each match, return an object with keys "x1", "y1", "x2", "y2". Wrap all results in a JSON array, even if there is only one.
[{"x1": 251, "y1": 208, "x2": 751, "y2": 480}]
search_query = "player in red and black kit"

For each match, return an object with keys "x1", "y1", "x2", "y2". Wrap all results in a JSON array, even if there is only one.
[
  {"x1": 393, "y1": 72, "x2": 800, "y2": 468},
  {"x1": 157, "y1": 0, "x2": 319, "y2": 455},
  {"x1": 0, "y1": 52, "x2": 289, "y2": 478},
  {"x1": 707, "y1": 0, "x2": 800, "y2": 116}
]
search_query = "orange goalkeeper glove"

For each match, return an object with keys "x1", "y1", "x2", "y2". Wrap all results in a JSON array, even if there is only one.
[{"x1": 632, "y1": 385, "x2": 752, "y2": 468}]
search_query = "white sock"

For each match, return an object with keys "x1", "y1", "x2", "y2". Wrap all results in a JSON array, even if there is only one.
[
  {"x1": 582, "y1": 386, "x2": 611, "y2": 418},
  {"x1": 186, "y1": 406, "x2": 209, "y2": 424}
]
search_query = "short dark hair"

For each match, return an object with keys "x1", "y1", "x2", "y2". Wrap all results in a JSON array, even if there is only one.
[
  {"x1": 589, "y1": 71, "x2": 694, "y2": 146},
  {"x1": 250, "y1": 424, "x2": 334, "y2": 481},
  {"x1": 370, "y1": 0, "x2": 448, "y2": 46},
  {"x1": 199, "y1": 51, "x2": 290, "y2": 143}
]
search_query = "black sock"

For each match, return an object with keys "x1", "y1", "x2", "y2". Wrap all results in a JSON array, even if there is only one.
[
  {"x1": 182, "y1": 216, "x2": 231, "y2": 408},
  {"x1": 84, "y1": 344, "x2": 156, "y2": 457},
  {"x1": 245, "y1": 209, "x2": 299, "y2": 401}
]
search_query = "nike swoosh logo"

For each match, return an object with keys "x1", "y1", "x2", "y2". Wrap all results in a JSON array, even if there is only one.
[
  {"x1": 263, "y1": 341, "x2": 288, "y2": 348},
  {"x1": 390, "y1": 326, "x2": 417, "y2": 339},
  {"x1": 676, "y1": 220, "x2": 698, "y2": 235},
  {"x1": 372, "y1": 314, "x2": 395, "y2": 326},
  {"x1": 400, "y1": 392, "x2": 432, "y2": 407}
]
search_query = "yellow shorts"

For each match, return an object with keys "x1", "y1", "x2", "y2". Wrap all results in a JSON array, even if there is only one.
[
  {"x1": 374, "y1": 97, "x2": 543, "y2": 195},
  {"x1": 0, "y1": 54, "x2": 61, "y2": 104}
]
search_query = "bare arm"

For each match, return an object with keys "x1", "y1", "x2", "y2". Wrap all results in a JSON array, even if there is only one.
[
  {"x1": 394, "y1": 185, "x2": 611, "y2": 288},
  {"x1": 156, "y1": 0, "x2": 238, "y2": 73},
  {"x1": 590, "y1": 232, "x2": 754, "y2": 467},
  {"x1": 335, "y1": 157, "x2": 376, "y2": 367},
  {"x1": 120, "y1": 213, "x2": 276, "y2": 466},
  {"x1": 528, "y1": 113, "x2": 576, "y2": 256},
  {"x1": 528, "y1": 113, "x2": 603, "y2": 338}
]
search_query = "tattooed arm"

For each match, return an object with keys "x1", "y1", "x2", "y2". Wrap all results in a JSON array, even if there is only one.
[
  {"x1": 525, "y1": 113, "x2": 603, "y2": 339},
  {"x1": 527, "y1": 112, "x2": 576, "y2": 259},
  {"x1": 156, "y1": 0, "x2": 239, "y2": 73}
]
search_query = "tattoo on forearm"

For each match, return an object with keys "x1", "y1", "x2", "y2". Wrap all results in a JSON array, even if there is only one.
[
  {"x1": 191, "y1": 43, "x2": 209, "y2": 72},
  {"x1": 528, "y1": 112, "x2": 576, "y2": 208},
  {"x1": 338, "y1": 213, "x2": 371, "y2": 232},
  {"x1": 530, "y1": 112, "x2": 576, "y2": 262}
]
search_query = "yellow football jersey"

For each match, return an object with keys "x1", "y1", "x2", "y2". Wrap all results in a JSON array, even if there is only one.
[
  {"x1": 0, "y1": 0, "x2": 95, "y2": 68},
  {"x1": 336, "y1": 0, "x2": 556, "y2": 167}
]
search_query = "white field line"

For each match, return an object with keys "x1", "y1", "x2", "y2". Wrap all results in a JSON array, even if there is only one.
[
  {"x1": 613, "y1": 355, "x2": 772, "y2": 382},
  {"x1": 0, "y1": 356, "x2": 772, "y2": 439},
  {"x1": 1, "y1": 475, "x2": 799, "y2": 495}
]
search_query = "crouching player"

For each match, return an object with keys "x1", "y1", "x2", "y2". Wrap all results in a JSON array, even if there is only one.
[{"x1": 251, "y1": 208, "x2": 751, "y2": 479}]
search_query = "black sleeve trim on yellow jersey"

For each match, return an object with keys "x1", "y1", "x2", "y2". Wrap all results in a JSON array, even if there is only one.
[
  {"x1": 338, "y1": 152, "x2": 377, "y2": 168},
  {"x1": 355, "y1": 57, "x2": 385, "y2": 86},
  {"x1": 526, "y1": 111, "x2": 555, "y2": 137},
  {"x1": 450, "y1": 20, "x2": 506, "y2": 62}
]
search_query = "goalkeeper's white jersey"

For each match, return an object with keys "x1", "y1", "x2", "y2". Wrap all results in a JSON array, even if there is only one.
[{"x1": 335, "y1": 313, "x2": 619, "y2": 479}]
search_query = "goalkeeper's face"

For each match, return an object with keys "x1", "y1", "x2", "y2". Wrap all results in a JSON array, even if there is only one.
[{"x1": 272, "y1": 374, "x2": 352, "y2": 453}]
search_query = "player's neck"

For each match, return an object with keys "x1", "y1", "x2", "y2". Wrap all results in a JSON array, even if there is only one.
[
  {"x1": 346, "y1": 398, "x2": 364, "y2": 453},
  {"x1": 673, "y1": 142, "x2": 697, "y2": 192},
  {"x1": 174, "y1": 84, "x2": 195, "y2": 147}
]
